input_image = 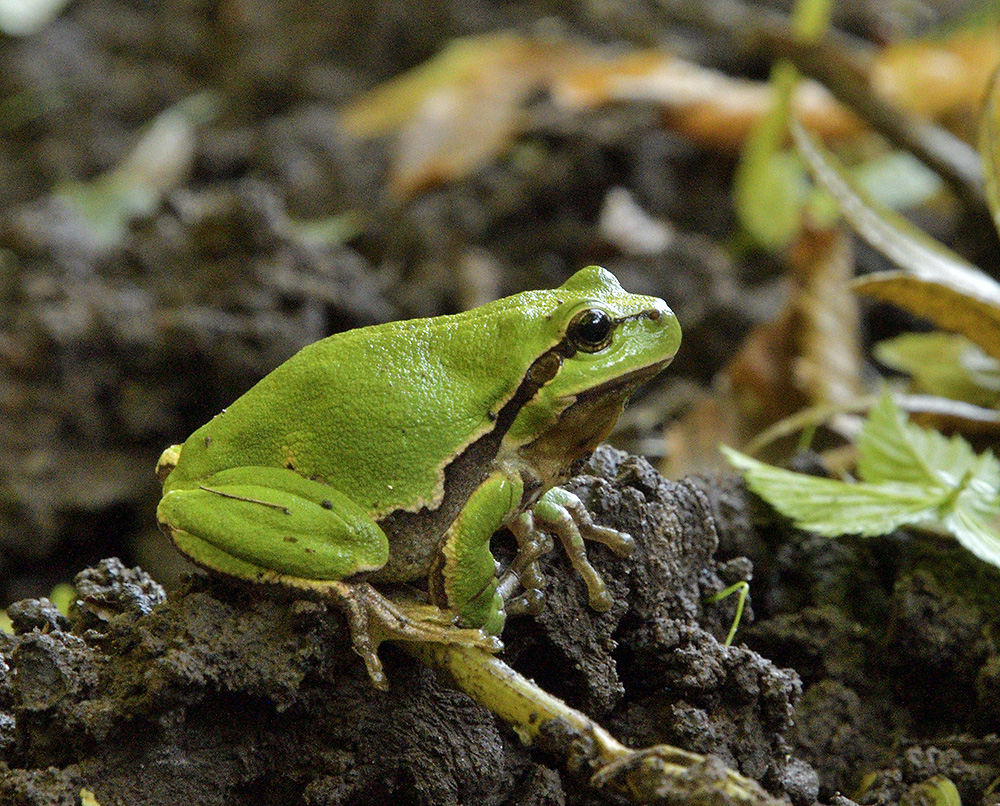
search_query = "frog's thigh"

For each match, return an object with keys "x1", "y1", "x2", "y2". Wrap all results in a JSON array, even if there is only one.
[{"x1": 158, "y1": 466, "x2": 389, "y2": 580}]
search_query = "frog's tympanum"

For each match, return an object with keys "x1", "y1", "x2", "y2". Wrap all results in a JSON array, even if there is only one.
[{"x1": 157, "y1": 266, "x2": 681, "y2": 688}]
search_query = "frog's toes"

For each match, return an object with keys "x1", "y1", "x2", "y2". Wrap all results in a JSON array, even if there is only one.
[
  {"x1": 357, "y1": 649, "x2": 389, "y2": 691},
  {"x1": 321, "y1": 580, "x2": 505, "y2": 687},
  {"x1": 588, "y1": 588, "x2": 614, "y2": 612},
  {"x1": 503, "y1": 587, "x2": 545, "y2": 617},
  {"x1": 585, "y1": 525, "x2": 634, "y2": 558}
]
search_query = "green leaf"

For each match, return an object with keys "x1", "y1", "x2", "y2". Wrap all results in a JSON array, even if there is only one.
[
  {"x1": 722, "y1": 394, "x2": 1000, "y2": 569},
  {"x1": 733, "y1": 0, "x2": 834, "y2": 251},
  {"x1": 49, "y1": 582, "x2": 76, "y2": 617},
  {"x1": 941, "y1": 449, "x2": 1000, "y2": 568},
  {"x1": 734, "y1": 61, "x2": 805, "y2": 251},
  {"x1": 287, "y1": 212, "x2": 364, "y2": 248},
  {"x1": 55, "y1": 92, "x2": 220, "y2": 250},
  {"x1": 805, "y1": 151, "x2": 944, "y2": 232},
  {"x1": 853, "y1": 151, "x2": 942, "y2": 212},
  {"x1": 856, "y1": 393, "x2": 981, "y2": 488},
  {"x1": 0, "y1": 0, "x2": 69, "y2": 36},
  {"x1": 942, "y1": 482, "x2": 1000, "y2": 569},
  {"x1": 900, "y1": 775, "x2": 963, "y2": 806},
  {"x1": 790, "y1": 0, "x2": 834, "y2": 40},
  {"x1": 874, "y1": 332, "x2": 1000, "y2": 408},
  {"x1": 721, "y1": 445, "x2": 947, "y2": 537},
  {"x1": 734, "y1": 148, "x2": 808, "y2": 250}
]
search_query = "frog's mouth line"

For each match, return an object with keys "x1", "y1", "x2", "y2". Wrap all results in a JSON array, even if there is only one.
[{"x1": 573, "y1": 356, "x2": 675, "y2": 401}]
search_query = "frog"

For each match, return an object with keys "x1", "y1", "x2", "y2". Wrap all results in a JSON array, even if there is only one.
[{"x1": 156, "y1": 265, "x2": 681, "y2": 689}]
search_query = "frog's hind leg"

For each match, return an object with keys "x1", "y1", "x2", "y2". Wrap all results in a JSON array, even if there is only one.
[
  {"x1": 167, "y1": 527, "x2": 501, "y2": 690},
  {"x1": 284, "y1": 578, "x2": 502, "y2": 691}
]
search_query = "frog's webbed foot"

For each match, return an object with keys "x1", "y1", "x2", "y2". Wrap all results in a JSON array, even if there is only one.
[
  {"x1": 305, "y1": 579, "x2": 502, "y2": 690},
  {"x1": 503, "y1": 486, "x2": 634, "y2": 614}
]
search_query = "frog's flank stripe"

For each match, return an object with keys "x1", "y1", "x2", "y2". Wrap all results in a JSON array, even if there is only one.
[{"x1": 375, "y1": 338, "x2": 576, "y2": 595}]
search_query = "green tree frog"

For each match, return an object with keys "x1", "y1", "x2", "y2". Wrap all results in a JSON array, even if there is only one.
[{"x1": 156, "y1": 266, "x2": 681, "y2": 688}]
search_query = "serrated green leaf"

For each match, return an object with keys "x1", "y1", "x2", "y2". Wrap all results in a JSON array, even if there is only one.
[
  {"x1": 942, "y1": 474, "x2": 1000, "y2": 568},
  {"x1": 855, "y1": 394, "x2": 937, "y2": 486},
  {"x1": 720, "y1": 445, "x2": 947, "y2": 536},
  {"x1": 722, "y1": 400, "x2": 1000, "y2": 571},
  {"x1": 856, "y1": 393, "x2": 981, "y2": 488},
  {"x1": 969, "y1": 446, "x2": 1000, "y2": 494}
]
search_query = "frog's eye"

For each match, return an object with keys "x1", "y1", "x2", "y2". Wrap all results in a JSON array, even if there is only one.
[{"x1": 567, "y1": 308, "x2": 614, "y2": 353}]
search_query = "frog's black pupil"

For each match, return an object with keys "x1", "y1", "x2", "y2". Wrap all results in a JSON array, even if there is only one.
[{"x1": 571, "y1": 309, "x2": 613, "y2": 351}]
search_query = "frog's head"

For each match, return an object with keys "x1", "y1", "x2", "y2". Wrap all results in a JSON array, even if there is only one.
[{"x1": 505, "y1": 266, "x2": 681, "y2": 475}]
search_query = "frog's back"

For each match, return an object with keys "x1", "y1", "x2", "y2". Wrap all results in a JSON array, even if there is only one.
[{"x1": 169, "y1": 293, "x2": 557, "y2": 518}]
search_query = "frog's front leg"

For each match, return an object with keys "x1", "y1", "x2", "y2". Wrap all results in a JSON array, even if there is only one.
[
  {"x1": 429, "y1": 470, "x2": 526, "y2": 635},
  {"x1": 505, "y1": 486, "x2": 635, "y2": 613}
]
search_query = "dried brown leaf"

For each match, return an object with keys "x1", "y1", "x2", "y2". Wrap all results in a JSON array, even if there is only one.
[
  {"x1": 339, "y1": 34, "x2": 554, "y2": 137},
  {"x1": 855, "y1": 272, "x2": 1000, "y2": 363},
  {"x1": 982, "y1": 63, "x2": 1000, "y2": 237},
  {"x1": 340, "y1": 34, "x2": 565, "y2": 198},
  {"x1": 794, "y1": 121, "x2": 1000, "y2": 363},
  {"x1": 661, "y1": 392, "x2": 743, "y2": 477},
  {"x1": 664, "y1": 270, "x2": 857, "y2": 476},
  {"x1": 340, "y1": 34, "x2": 860, "y2": 198},
  {"x1": 664, "y1": 221, "x2": 862, "y2": 475},
  {"x1": 555, "y1": 52, "x2": 860, "y2": 151},
  {"x1": 788, "y1": 227, "x2": 863, "y2": 406},
  {"x1": 871, "y1": 25, "x2": 1000, "y2": 135}
]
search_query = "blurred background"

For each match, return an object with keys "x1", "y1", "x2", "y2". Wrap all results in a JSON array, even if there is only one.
[{"x1": 0, "y1": 0, "x2": 997, "y2": 605}]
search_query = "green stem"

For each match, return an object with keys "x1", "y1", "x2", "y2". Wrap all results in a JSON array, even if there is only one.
[
  {"x1": 707, "y1": 581, "x2": 750, "y2": 646},
  {"x1": 790, "y1": 0, "x2": 833, "y2": 42}
]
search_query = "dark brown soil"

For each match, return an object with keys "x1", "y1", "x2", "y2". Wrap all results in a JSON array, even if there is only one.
[
  {"x1": 0, "y1": 448, "x2": 811, "y2": 804},
  {"x1": 1, "y1": 446, "x2": 997, "y2": 804}
]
